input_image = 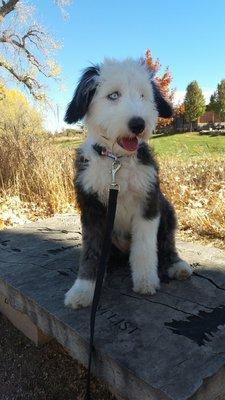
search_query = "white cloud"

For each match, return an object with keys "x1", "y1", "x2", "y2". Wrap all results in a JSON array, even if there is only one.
[{"x1": 173, "y1": 90, "x2": 186, "y2": 105}]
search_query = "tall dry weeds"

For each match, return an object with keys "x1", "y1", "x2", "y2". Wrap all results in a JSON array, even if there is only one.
[{"x1": 0, "y1": 132, "x2": 75, "y2": 216}]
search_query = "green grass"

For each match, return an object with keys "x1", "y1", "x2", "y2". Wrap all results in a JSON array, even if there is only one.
[
  {"x1": 151, "y1": 132, "x2": 225, "y2": 158},
  {"x1": 53, "y1": 136, "x2": 84, "y2": 148},
  {"x1": 56, "y1": 132, "x2": 225, "y2": 158}
]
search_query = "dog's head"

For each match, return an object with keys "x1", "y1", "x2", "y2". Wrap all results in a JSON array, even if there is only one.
[{"x1": 65, "y1": 59, "x2": 172, "y2": 155}]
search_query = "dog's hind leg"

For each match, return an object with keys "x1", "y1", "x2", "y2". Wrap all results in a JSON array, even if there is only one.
[
  {"x1": 167, "y1": 259, "x2": 192, "y2": 280},
  {"x1": 157, "y1": 194, "x2": 192, "y2": 281}
]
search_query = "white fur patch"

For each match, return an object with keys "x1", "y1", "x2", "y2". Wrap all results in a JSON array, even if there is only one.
[
  {"x1": 130, "y1": 215, "x2": 160, "y2": 294},
  {"x1": 79, "y1": 140, "x2": 157, "y2": 239},
  {"x1": 168, "y1": 260, "x2": 192, "y2": 280},
  {"x1": 64, "y1": 278, "x2": 95, "y2": 309}
]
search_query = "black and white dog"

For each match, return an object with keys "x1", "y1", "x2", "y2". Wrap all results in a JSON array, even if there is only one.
[{"x1": 64, "y1": 58, "x2": 192, "y2": 309}]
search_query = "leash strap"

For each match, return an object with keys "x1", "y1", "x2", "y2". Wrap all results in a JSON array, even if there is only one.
[{"x1": 85, "y1": 162, "x2": 120, "y2": 399}]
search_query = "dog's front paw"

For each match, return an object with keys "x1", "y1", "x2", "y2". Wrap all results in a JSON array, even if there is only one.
[
  {"x1": 133, "y1": 273, "x2": 160, "y2": 295},
  {"x1": 168, "y1": 259, "x2": 192, "y2": 280},
  {"x1": 64, "y1": 279, "x2": 95, "y2": 309}
]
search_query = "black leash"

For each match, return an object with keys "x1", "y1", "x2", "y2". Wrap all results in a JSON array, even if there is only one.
[{"x1": 85, "y1": 159, "x2": 121, "y2": 400}]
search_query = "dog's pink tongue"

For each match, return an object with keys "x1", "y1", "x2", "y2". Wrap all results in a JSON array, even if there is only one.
[{"x1": 121, "y1": 136, "x2": 138, "y2": 151}]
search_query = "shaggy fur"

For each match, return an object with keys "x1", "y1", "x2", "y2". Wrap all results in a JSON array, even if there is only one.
[{"x1": 64, "y1": 58, "x2": 192, "y2": 309}]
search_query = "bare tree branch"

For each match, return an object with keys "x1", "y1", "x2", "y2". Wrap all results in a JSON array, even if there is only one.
[
  {"x1": 0, "y1": 0, "x2": 72, "y2": 100},
  {"x1": 53, "y1": 0, "x2": 72, "y2": 19},
  {"x1": 0, "y1": 28, "x2": 52, "y2": 78},
  {"x1": 0, "y1": 56, "x2": 45, "y2": 100},
  {"x1": 0, "y1": 0, "x2": 19, "y2": 20}
]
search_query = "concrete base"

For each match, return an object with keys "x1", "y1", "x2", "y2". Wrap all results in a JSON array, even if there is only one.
[
  {"x1": 0, "y1": 294, "x2": 51, "y2": 345},
  {"x1": 1, "y1": 213, "x2": 225, "y2": 400}
]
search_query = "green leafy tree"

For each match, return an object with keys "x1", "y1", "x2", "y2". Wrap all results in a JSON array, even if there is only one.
[
  {"x1": 207, "y1": 92, "x2": 219, "y2": 114},
  {"x1": 217, "y1": 80, "x2": 225, "y2": 119},
  {"x1": 208, "y1": 80, "x2": 225, "y2": 120},
  {"x1": 184, "y1": 81, "x2": 206, "y2": 131}
]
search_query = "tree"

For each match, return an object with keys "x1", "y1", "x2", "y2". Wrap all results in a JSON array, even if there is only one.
[
  {"x1": 0, "y1": 85, "x2": 43, "y2": 136},
  {"x1": 174, "y1": 103, "x2": 185, "y2": 117},
  {"x1": 0, "y1": 0, "x2": 72, "y2": 100},
  {"x1": 184, "y1": 81, "x2": 205, "y2": 131},
  {"x1": 207, "y1": 92, "x2": 219, "y2": 114},
  {"x1": 217, "y1": 80, "x2": 225, "y2": 119},
  {"x1": 145, "y1": 49, "x2": 174, "y2": 128},
  {"x1": 208, "y1": 80, "x2": 225, "y2": 120}
]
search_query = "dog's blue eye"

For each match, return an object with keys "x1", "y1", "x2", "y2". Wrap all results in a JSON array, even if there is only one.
[{"x1": 107, "y1": 91, "x2": 120, "y2": 100}]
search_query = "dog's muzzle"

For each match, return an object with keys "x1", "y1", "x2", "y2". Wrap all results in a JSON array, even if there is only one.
[{"x1": 128, "y1": 117, "x2": 145, "y2": 135}]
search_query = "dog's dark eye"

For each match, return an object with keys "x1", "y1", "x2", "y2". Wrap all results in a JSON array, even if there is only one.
[
  {"x1": 140, "y1": 94, "x2": 145, "y2": 99},
  {"x1": 107, "y1": 91, "x2": 121, "y2": 101}
]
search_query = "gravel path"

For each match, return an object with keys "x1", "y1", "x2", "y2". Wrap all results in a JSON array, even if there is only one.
[{"x1": 0, "y1": 314, "x2": 115, "y2": 400}]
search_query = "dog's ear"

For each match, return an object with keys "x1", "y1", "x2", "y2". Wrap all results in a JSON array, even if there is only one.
[
  {"x1": 64, "y1": 65, "x2": 100, "y2": 124},
  {"x1": 151, "y1": 80, "x2": 173, "y2": 118}
]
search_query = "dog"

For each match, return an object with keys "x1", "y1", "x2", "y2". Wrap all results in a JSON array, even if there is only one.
[{"x1": 64, "y1": 58, "x2": 192, "y2": 309}]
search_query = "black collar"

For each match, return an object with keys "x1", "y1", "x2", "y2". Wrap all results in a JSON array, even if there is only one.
[
  {"x1": 92, "y1": 142, "x2": 149, "y2": 163},
  {"x1": 92, "y1": 144, "x2": 120, "y2": 160},
  {"x1": 80, "y1": 144, "x2": 114, "y2": 164},
  {"x1": 92, "y1": 143, "x2": 105, "y2": 156}
]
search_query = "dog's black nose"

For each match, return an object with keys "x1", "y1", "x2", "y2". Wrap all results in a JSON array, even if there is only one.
[{"x1": 128, "y1": 117, "x2": 145, "y2": 135}]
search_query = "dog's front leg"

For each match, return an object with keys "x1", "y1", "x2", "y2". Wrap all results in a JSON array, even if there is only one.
[
  {"x1": 65, "y1": 211, "x2": 105, "y2": 309},
  {"x1": 130, "y1": 215, "x2": 160, "y2": 295}
]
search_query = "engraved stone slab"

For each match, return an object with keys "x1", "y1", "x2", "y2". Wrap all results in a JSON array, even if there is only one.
[{"x1": 1, "y1": 214, "x2": 225, "y2": 400}]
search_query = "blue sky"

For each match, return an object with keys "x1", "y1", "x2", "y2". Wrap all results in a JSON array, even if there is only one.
[{"x1": 32, "y1": 0, "x2": 225, "y2": 131}]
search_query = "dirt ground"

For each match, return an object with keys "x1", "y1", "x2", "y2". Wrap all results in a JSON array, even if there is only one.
[{"x1": 0, "y1": 314, "x2": 115, "y2": 400}]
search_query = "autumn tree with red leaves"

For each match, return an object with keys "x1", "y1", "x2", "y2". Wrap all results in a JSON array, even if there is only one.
[
  {"x1": 145, "y1": 49, "x2": 174, "y2": 128},
  {"x1": 173, "y1": 103, "x2": 185, "y2": 117}
]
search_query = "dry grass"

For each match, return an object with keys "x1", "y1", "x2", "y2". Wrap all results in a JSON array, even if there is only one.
[
  {"x1": 0, "y1": 132, "x2": 224, "y2": 249},
  {"x1": 0, "y1": 133, "x2": 75, "y2": 225},
  {"x1": 159, "y1": 156, "x2": 225, "y2": 248}
]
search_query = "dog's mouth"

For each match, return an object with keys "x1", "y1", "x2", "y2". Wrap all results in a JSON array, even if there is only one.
[{"x1": 117, "y1": 136, "x2": 139, "y2": 152}]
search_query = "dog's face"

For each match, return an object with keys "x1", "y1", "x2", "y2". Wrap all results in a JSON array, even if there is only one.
[{"x1": 65, "y1": 59, "x2": 172, "y2": 155}]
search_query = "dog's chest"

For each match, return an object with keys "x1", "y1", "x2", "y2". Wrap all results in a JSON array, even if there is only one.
[{"x1": 80, "y1": 154, "x2": 156, "y2": 233}]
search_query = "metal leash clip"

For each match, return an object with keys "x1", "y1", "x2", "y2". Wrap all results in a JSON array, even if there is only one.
[{"x1": 110, "y1": 160, "x2": 121, "y2": 191}]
